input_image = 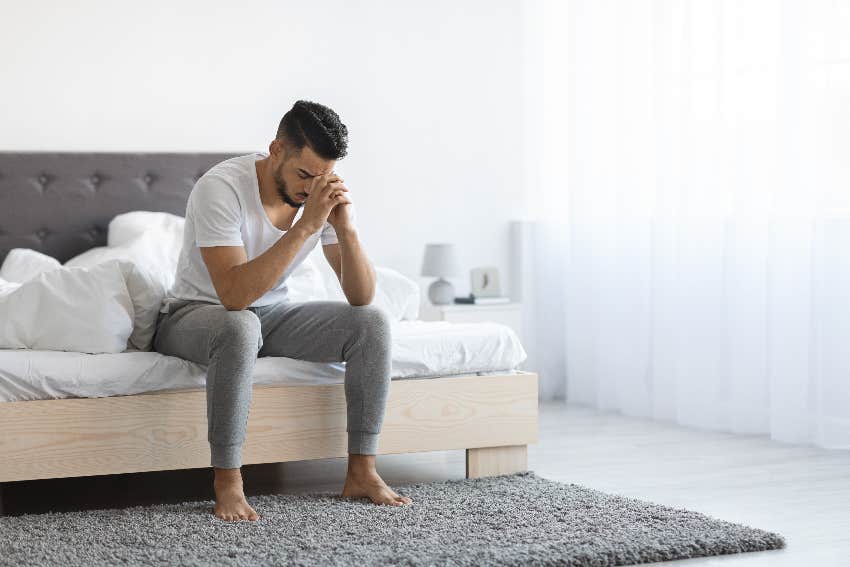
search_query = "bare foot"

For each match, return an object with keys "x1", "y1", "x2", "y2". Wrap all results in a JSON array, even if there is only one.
[
  {"x1": 340, "y1": 454, "x2": 413, "y2": 506},
  {"x1": 213, "y1": 467, "x2": 260, "y2": 521}
]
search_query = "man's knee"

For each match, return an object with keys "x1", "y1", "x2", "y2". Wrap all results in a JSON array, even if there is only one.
[
  {"x1": 213, "y1": 309, "x2": 263, "y2": 351},
  {"x1": 348, "y1": 304, "x2": 391, "y2": 343}
]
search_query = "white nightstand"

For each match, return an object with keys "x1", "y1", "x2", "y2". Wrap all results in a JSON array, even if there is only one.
[{"x1": 420, "y1": 302, "x2": 524, "y2": 343}]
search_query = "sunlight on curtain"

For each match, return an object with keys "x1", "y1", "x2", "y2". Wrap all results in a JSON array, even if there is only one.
[{"x1": 540, "y1": 0, "x2": 850, "y2": 448}]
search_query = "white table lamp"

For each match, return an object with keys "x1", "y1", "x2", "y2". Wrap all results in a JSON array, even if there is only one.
[{"x1": 421, "y1": 243, "x2": 460, "y2": 305}]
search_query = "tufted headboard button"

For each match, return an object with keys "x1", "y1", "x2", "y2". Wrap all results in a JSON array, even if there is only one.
[
  {"x1": 142, "y1": 173, "x2": 156, "y2": 189},
  {"x1": 35, "y1": 228, "x2": 49, "y2": 241},
  {"x1": 90, "y1": 174, "x2": 101, "y2": 186}
]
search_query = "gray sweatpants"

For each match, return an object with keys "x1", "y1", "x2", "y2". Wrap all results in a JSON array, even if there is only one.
[{"x1": 152, "y1": 299, "x2": 393, "y2": 469}]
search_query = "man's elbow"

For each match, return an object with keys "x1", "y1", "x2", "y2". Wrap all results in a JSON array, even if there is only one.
[
  {"x1": 355, "y1": 268, "x2": 378, "y2": 305},
  {"x1": 347, "y1": 288, "x2": 376, "y2": 307},
  {"x1": 220, "y1": 290, "x2": 247, "y2": 311},
  {"x1": 213, "y1": 269, "x2": 248, "y2": 310}
]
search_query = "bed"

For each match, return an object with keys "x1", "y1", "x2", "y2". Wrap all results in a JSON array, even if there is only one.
[{"x1": 0, "y1": 152, "x2": 539, "y2": 511}]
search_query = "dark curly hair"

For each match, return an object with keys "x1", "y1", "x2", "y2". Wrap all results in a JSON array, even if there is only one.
[{"x1": 276, "y1": 100, "x2": 348, "y2": 161}]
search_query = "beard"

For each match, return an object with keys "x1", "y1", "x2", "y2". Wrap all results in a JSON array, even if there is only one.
[{"x1": 273, "y1": 165, "x2": 303, "y2": 208}]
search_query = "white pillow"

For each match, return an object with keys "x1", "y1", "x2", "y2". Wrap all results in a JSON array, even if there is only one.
[
  {"x1": 373, "y1": 266, "x2": 420, "y2": 320},
  {"x1": 0, "y1": 248, "x2": 62, "y2": 283},
  {"x1": 0, "y1": 276, "x2": 22, "y2": 295},
  {"x1": 108, "y1": 210, "x2": 185, "y2": 248},
  {"x1": 66, "y1": 230, "x2": 176, "y2": 291},
  {"x1": 0, "y1": 259, "x2": 135, "y2": 354},
  {"x1": 321, "y1": 264, "x2": 420, "y2": 321},
  {"x1": 117, "y1": 260, "x2": 168, "y2": 352},
  {"x1": 63, "y1": 211, "x2": 184, "y2": 292},
  {"x1": 64, "y1": 233, "x2": 172, "y2": 351}
]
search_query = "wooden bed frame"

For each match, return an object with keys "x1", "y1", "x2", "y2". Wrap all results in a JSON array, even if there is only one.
[
  {"x1": 0, "y1": 151, "x2": 539, "y2": 514},
  {"x1": 0, "y1": 370, "x2": 538, "y2": 512}
]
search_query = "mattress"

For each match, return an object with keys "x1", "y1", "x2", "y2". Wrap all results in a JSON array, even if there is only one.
[{"x1": 0, "y1": 320, "x2": 527, "y2": 402}]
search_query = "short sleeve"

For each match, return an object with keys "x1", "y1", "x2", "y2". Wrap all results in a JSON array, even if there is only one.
[
  {"x1": 321, "y1": 202, "x2": 357, "y2": 245},
  {"x1": 190, "y1": 176, "x2": 244, "y2": 247}
]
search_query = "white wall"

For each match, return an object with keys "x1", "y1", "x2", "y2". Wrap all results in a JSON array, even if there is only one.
[{"x1": 0, "y1": 0, "x2": 530, "y2": 298}]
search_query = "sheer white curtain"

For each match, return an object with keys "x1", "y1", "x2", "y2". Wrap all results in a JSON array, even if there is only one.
[{"x1": 532, "y1": 0, "x2": 850, "y2": 449}]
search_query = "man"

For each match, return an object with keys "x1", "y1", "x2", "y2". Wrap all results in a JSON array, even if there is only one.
[{"x1": 153, "y1": 100, "x2": 412, "y2": 522}]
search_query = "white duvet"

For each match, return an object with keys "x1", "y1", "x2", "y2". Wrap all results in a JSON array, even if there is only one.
[
  {"x1": 0, "y1": 259, "x2": 165, "y2": 354},
  {"x1": 0, "y1": 320, "x2": 527, "y2": 402}
]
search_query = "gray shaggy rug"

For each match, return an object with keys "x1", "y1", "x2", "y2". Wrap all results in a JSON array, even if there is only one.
[{"x1": 0, "y1": 471, "x2": 784, "y2": 566}]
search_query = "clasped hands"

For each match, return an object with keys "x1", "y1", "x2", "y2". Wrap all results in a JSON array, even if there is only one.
[{"x1": 299, "y1": 172, "x2": 353, "y2": 234}]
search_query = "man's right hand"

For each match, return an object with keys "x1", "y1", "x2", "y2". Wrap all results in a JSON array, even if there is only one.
[{"x1": 295, "y1": 172, "x2": 351, "y2": 234}]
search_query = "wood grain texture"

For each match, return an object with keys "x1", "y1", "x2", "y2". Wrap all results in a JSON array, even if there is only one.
[
  {"x1": 0, "y1": 371, "x2": 538, "y2": 482},
  {"x1": 466, "y1": 445, "x2": 528, "y2": 478}
]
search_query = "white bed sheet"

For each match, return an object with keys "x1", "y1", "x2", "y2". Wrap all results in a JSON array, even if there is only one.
[{"x1": 0, "y1": 320, "x2": 527, "y2": 402}]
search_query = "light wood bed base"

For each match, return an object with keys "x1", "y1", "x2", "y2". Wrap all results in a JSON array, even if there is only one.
[{"x1": 0, "y1": 370, "x2": 538, "y2": 512}]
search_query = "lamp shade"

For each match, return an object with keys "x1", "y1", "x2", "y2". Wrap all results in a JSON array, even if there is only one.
[{"x1": 420, "y1": 243, "x2": 460, "y2": 277}]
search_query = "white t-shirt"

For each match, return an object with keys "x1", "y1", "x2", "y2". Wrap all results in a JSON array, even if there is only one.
[{"x1": 160, "y1": 152, "x2": 353, "y2": 313}]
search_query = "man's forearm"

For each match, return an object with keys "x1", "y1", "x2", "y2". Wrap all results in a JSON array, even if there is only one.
[
  {"x1": 222, "y1": 224, "x2": 314, "y2": 310},
  {"x1": 337, "y1": 228, "x2": 376, "y2": 306}
]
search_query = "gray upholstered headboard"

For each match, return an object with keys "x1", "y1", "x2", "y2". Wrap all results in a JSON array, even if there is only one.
[{"x1": 0, "y1": 152, "x2": 242, "y2": 265}]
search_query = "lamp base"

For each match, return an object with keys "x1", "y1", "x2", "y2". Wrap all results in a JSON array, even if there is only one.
[{"x1": 428, "y1": 278, "x2": 454, "y2": 305}]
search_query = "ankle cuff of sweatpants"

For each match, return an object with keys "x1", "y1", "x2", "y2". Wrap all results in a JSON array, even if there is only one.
[
  {"x1": 210, "y1": 442, "x2": 242, "y2": 469},
  {"x1": 348, "y1": 431, "x2": 380, "y2": 455}
]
